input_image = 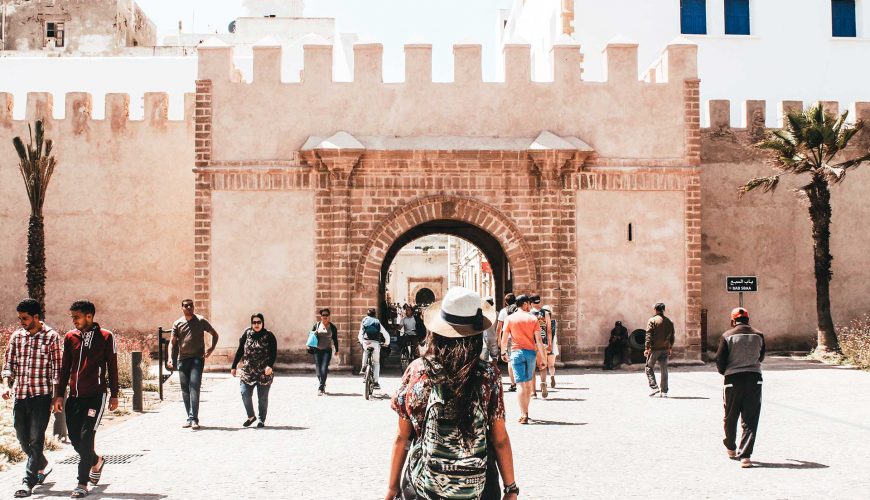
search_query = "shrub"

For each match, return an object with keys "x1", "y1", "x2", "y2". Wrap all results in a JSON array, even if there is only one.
[{"x1": 838, "y1": 315, "x2": 870, "y2": 370}]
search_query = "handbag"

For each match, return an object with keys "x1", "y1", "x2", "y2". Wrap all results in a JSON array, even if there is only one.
[{"x1": 306, "y1": 324, "x2": 319, "y2": 353}]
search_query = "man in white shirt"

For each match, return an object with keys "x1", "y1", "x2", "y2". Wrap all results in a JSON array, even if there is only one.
[
  {"x1": 358, "y1": 308, "x2": 390, "y2": 389},
  {"x1": 495, "y1": 293, "x2": 517, "y2": 391}
]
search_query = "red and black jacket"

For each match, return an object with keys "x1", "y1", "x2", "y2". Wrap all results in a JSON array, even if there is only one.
[{"x1": 54, "y1": 324, "x2": 119, "y2": 399}]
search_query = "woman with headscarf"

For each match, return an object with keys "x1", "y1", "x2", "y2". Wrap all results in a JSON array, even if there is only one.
[
  {"x1": 231, "y1": 313, "x2": 277, "y2": 428},
  {"x1": 386, "y1": 287, "x2": 518, "y2": 500}
]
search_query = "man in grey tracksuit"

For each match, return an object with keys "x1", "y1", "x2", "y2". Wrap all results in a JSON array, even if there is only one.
[{"x1": 715, "y1": 307, "x2": 765, "y2": 468}]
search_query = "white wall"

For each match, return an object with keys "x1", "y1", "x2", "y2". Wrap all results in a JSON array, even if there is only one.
[{"x1": 504, "y1": 0, "x2": 870, "y2": 125}]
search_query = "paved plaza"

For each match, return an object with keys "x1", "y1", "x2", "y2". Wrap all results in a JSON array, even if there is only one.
[{"x1": 1, "y1": 358, "x2": 868, "y2": 499}]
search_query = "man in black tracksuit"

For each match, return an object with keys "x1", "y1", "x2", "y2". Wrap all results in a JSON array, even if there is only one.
[{"x1": 714, "y1": 307, "x2": 765, "y2": 468}]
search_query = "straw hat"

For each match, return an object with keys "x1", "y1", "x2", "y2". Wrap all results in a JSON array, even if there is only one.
[{"x1": 423, "y1": 287, "x2": 496, "y2": 338}]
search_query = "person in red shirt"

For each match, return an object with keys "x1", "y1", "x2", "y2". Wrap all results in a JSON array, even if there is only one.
[
  {"x1": 500, "y1": 294, "x2": 546, "y2": 424},
  {"x1": 2, "y1": 298, "x2": 61, "y2": 498},
  {"x1": 52, "y1": 300, "x2": 119, "y2": 499}
]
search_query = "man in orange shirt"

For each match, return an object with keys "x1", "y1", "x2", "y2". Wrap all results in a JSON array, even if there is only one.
[{"x1": 500, "y1": 294, "x2": 545, "y2": 424}]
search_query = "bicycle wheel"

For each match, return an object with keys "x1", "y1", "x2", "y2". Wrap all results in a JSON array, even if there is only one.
[
  {"x1": 400, "y1": 347, "x2": 410, "y2": 373},
  {"x1": 364, "y1": 364, "x2": 372, "y2": 400}
]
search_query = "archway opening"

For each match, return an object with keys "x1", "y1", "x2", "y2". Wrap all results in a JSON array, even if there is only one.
[{"x1": 379, "y1": 219, "x2": 513, "y2": 329}]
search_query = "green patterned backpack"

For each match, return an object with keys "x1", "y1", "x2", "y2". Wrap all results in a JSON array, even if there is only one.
[{"x1": 408, "y1": 383, "x2": 488, "y2": 499}]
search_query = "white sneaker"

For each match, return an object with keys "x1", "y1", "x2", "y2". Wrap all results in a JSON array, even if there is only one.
[{"x1": 649, "y1": 389, "x2": 661, "y2": 397}]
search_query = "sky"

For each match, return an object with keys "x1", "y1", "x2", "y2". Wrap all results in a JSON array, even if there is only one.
[{"x1": 136, "y1": 0, "x2": 515, "y2": 81}]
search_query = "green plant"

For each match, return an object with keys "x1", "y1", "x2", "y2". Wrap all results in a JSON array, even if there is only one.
[
  {"x1": 740, "y1": 104, "x2": 870, "y2": 354},
  {"x1": 12, "y1": 121, "x2": 57, "y2": 312}
]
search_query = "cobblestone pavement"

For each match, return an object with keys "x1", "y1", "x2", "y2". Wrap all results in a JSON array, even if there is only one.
[{"x1": 1, "y1": 357, "x2": 868, "y2": 499}]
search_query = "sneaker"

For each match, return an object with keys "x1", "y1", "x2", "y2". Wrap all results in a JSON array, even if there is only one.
[
  {"x1": 182, "y1": 421, "x2": 193, "y2": 428},
  {"x1": 550, "y1": 376, "x2": 556, "y2": 388},
  {"x1": 191, "y1": 422, "x2": 200, "y2": 430},
  {"x1": 318, "y1": 390, "x2": 325, "y2": 396},
  {"x1": 541, "y1": 381, "x2": 548, "y2": 399},
  {"x1": 243, "y1": 416, "x2": 256, "y2": 427},
  {"x1": 256, "y1": 422, "x2": 265, "y2": 428},
  {"x1": 726, "y1": 449, "x2": 737, "y2": 460},
  {"x1": 649, "y1": 388, "x2": 661, "y2": 397},
  {"x1": 359, "y1": 369, "x2": 365, "y2": 375},
  {"x1": 373, "y1": 383, "x2": 381, "y2": 390},
  {"x1": 661, "y1": 392, "x2": 668, "y2": 398},
  {"x1": 741, "y1": 458, "x2": 752, "y2": 468},
  {"x1": 508, "y1": 384, "x2": 517, "y2": 392}
]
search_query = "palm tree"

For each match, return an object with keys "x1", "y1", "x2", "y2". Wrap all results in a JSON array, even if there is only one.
[
  {"x1": 12, "y1": 120, "x2": 57, "y2": 313},
  {"x1": 740, "y1": 104, "x2": 870, "y2": 354}
]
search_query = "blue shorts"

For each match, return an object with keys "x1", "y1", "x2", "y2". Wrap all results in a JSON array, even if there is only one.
[{"x1": 511, "y1": 349, "x2": 537, "y2": 383}]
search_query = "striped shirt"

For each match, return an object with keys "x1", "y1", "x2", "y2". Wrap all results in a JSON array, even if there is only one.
[{"x1": 1, "y1": 324, "x2": 62, "y2": 399}]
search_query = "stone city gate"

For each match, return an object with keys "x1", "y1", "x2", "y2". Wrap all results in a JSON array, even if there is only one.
[{"x1": 191, "y1": 38, "x2": 703, "y2": 367}]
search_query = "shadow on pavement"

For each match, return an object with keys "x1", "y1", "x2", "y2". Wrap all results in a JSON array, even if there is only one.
[
  {"x1": 548, "y1": 387, "x2": 589, "y2": 391},
  {"x1": 751, "y1": 459, "x2": 829, "y2": 469},
  {"x1": 532, "y1": 419, "x2": 586, "y2": 426},
  {"x1": 666, "y1": 396, "x2": 710, "y2": 400},
  {"x1": 31, "y1": 484, "x2": 168, "y2": 498},
  {"x1": 194, "y1": 425, "x2": 308, "y2": 432},
  {"x1": 325, "y1": 392, "x2": 363, "y2": 397},
  {"x1": 542, "y1": 397, "x2": 585, "y2": 402}
]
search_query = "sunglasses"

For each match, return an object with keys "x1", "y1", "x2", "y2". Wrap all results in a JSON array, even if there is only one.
[
  {"x1": 182, "y1": 304, "x2": 194, "y2": 309},
  {"x1": 252, "y1": 320, "x2": 263, "y2": 325}
]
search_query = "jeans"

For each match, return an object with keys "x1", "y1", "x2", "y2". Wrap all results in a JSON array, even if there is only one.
[
  {"x1": 313, "y1": 349, "x2": 332, "y2": 390},
  {"x1": 645, "y1": 350, "x2": 669, "y2": 393},
  {"x1": 178, "y1": 357, "x2": 204, "y2": 423},
  {"x1": 65, "y1": 395, "x2": 106, "y2": 486},
  {"x1": 13, "y1": 395, "x2": 52, "y2": 488},
  {"x1": 361, "y1": 340, "x2": 381, "y2": 383},
  {"x1": 240, "y1": 383, "x2": 271, "y2": 422}
]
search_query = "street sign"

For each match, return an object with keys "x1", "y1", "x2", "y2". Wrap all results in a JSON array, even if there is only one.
[{"x1": 726, "y1": 276, "x2": 758, "y2": 292}]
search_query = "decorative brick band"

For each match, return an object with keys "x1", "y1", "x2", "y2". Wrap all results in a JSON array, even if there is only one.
[
  {"x1": 684, "y1": 78, "x2": 702, "y2": 166},
  {"x1": 193, "y1": 80, "x2": 213, "y2": 317}
]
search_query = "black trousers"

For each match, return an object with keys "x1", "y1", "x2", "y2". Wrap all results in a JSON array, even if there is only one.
[
  {"x1": 604, "y1": 341, "x2": 629, "y2": 367},
  {"x1": 65, "y1": 395, "x2": 106, "y2": 486},
  {"x1": 722, "y1": 374, "x2": 762, "y2": 459},
  {"x1": 13, "y1": 394, "x2": 53, "y2": 487}
]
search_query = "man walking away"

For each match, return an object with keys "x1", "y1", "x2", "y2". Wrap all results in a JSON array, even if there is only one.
[
  {"x1": 358, "y1": 308, "x2": 390, "y2": 389},
  {"x1": 500, "y1": 295, "x2": 545, "y2": 424},
  {"x1": 53, "y1": 300, "x2": 119, "y2": 498},
  {"x1": 3, "y1": 299, "x2": 61, "y2": 498},
  {"x1": 715, "y1": 307, "x2": 765, "y2": 468},
  {"x1": 169, "y1": 299, "x2": 219, "y2": 429},
  {"x1": 644, "y1": 303, "x2": 675, "y2": 397}
]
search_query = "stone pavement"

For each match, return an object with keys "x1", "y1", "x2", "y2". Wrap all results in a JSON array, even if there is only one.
[{"x1": 1, "y1": 358, "x2": 868, "y2": 499}]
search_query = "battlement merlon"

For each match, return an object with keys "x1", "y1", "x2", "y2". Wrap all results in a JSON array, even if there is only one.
[
  {"x1": 198, "y1": 39, "x2": 698, "y2": 86},
  {"x1": 705, "y1": 100, "x2": 870, "y2": 129},
  {"x1": 0, "y1": 92, "x2": 195, "y2": 127}
]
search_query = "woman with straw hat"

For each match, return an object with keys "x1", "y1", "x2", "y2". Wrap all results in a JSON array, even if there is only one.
[{"x1": 386, "y1": 287, "x2": 519, "y2": 500}]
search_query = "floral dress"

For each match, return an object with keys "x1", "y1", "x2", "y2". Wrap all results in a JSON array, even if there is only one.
[
  {"x1": 240, "y1": 330, "x2": 274, "y2": 386},
  {"x1": 391, "y1": 358, "x2": 506, "y2": 437}
]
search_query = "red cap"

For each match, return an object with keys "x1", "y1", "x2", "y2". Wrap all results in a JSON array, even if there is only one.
[{"x1": 730, "y1": 307, "x2": 749, "y2": 321}]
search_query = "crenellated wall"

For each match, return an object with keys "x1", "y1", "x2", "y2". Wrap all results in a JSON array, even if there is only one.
[
  {"x1": 0, "y1": 90, "x2": 195, "y2": 331},
  {"x1": 196, "y1": 38, "x2": 699, "y2": 164},
  {"x1": 700, "y1": 98, "x2": 870, "y2": 350}
]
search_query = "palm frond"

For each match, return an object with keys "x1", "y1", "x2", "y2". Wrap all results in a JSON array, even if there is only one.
[{"x1": 739, "y1": 175, "x2": 780, "y2": 197}]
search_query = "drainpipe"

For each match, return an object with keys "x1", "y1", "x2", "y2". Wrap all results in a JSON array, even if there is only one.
[{"x1": 561, "y1": 0, "x2": 574, "y2": 36}]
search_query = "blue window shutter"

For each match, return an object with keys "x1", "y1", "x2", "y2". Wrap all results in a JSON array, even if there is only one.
[
  {"x1": 681, "y1": 0, "x2": 707, "y2": 35},
  {"x1": 832, "y1": 0, "x2": 857, "y2": 37},
  {"x1": 725, "y1": 0, "x2": 750, "y2": 35}
]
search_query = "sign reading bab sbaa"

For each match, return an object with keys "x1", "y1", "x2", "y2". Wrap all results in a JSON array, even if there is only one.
[{"x1": 726, "y1": 276, "x2": 758, "y2": 292}]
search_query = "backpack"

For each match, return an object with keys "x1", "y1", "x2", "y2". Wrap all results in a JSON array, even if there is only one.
[
  {"x1": 362, "y1": 316, "x2": 384, "y2": 342},
  {"x1": 407, "y1": 383, "x2": 488, "y2": 499},
  {"x1": 414, "y1": 315, "x2": 426, "y2": 336}
]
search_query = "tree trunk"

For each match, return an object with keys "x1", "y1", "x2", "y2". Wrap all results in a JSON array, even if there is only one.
[
  {"x1": 807, "y1": 178, "x2": 840, "y2": 353},
  {"x1": 26, "y1": 214, "x2": 46, "y2": 314}
]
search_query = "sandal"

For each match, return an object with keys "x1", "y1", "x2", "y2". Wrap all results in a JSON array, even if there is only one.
[
  {"x1": 88, "y1": 457, "x2": 105, "y2": 486},
  {"x1": 37, "y1": 467, "x2": 52, "y2": 485},
  {"x1": 14, "y1": 482, "x2": 32, "y2": 498},
  {"x1": 71, "y1": 486, "x2": 88, "y2": 498},
  {"x1": 518, "y1": 415, "x2": 529, "y2": 425},
  {"x1": 508, "y1": 384, "x2": 516, "y2": 392}
]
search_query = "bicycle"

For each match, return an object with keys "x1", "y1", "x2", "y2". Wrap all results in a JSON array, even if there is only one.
[
  {"x1": 363, "y1": 346, "x2": 375, "y2": 400},
  {"x1": 399, "y1": 335, "x2": 419, "y2": 373}
]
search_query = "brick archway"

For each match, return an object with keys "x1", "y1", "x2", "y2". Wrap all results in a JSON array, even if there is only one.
[{"x1": 353, "y1": 195, "x2": 538, "y2": 295}]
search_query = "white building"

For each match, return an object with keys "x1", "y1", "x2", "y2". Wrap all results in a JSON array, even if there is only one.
[
  {"x1": 502, "y1": 0, "x2": 870, "y2": 125},
  {"x1": 386, "y1": 235, "x2": 449, "y2": 306}
]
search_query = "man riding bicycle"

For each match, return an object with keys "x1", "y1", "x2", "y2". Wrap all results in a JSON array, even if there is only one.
[{"x1": 358, "y1": 308, "x2": 390, "y2": 390}]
